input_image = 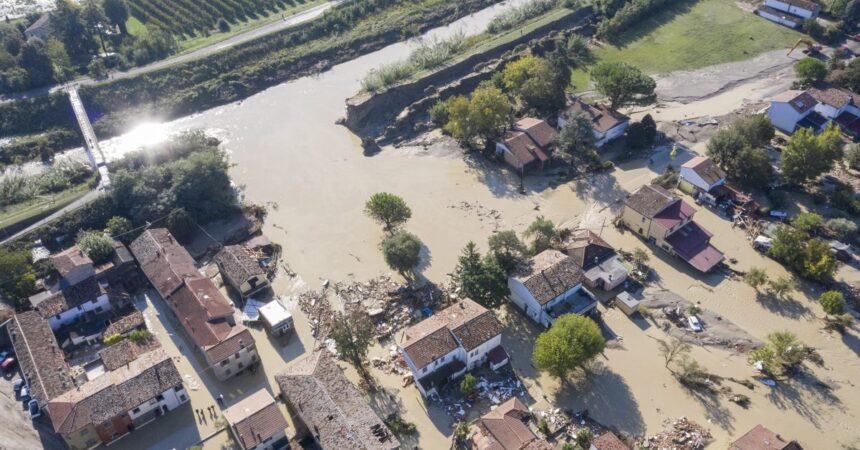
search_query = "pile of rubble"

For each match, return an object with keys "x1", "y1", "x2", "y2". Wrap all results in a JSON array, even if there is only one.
[
  {"x1": 370, "y1": 346, "x2": 414, "y2": 386},
  {"x1": 639, "y1": 417, "x2": 711, "y2": 450},
  {"x1": 296, "y1": 289, "x2": 334, "y2": 341},
  {"x1": 538, "y1": 408, "x2": 570, "y2": 435},
  {"x1": 441, "y1": 374, "x2": 526, "y2": 419}
]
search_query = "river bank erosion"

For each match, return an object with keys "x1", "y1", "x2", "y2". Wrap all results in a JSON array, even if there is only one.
[{"x1": 16, "y1": 1, "x2": 860, "y2": 449}]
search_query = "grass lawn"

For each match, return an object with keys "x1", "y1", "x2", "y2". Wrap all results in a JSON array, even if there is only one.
[
  {"x1": 0, "y1": 182, "x2": 92, "y2": 236},
  {"x1": 571, "y1": 0, "x2": 801, "y2": 90}
]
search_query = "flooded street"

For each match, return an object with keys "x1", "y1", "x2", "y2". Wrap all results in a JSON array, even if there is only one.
[{"x1": 93, "y1": 2, "x2": 860, "y2": 448}]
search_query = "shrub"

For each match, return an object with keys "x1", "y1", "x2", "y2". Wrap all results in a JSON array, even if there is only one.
[
  {"x1": 218, "y1": 18, "x2": 231, "y2": 33},
  {"x1": 460, "y1": 373, "x2": 477, "y2": 395},
  {"x1": 847, "y1": 144, "x2": 860, "y2": 170},
  {"x1": 76, "y1": 230, "x2": 115, "y2": 264},
  {"x1": 819, "y1": 291, "x2": 846, "y2": 316},
  {"x1": 826, "y1": 217, "x2": 857, "y2": 239},
  {"x1": 487, "y1": 0, "x2": 558, "y2": 34},
  {"x1": 105, "y1": 216, "x2": 133, "y2": 241}
]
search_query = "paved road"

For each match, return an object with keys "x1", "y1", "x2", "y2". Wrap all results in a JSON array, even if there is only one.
[{"x1": 0, "y1": 1, "x2": 340, "y2": 102}]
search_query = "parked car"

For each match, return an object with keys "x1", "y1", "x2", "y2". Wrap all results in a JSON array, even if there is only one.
[
  {"x1": 688, "y1": 316, "x2": 703, "y2": 332},
  {"x1": 753, "y1": 235, "x2": 773, "y2": 251},
  {"x1": 12, "y1": 379, "x2": 24, "y2": 393},
  {"x1": 1, "y1": 356, "x2": 17, "y2": 372},
  {"x1": 27, "y1": 399, "x2": 41, "y2": 419},
  {"x1": 769, "y1": 210, "x2": 788, "y2": 220}
]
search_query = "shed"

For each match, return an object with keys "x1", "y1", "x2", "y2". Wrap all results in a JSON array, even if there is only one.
[
  {"x1": 615, "y1": 292, "x2": 642, "y2": 316},
  {"x1": 259, "y1": 300, "x2": 293, "y2": 336}
]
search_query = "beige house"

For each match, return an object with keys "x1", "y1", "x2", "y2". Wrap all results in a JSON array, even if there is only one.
[
  {"x1": 621, "y1": 185, "x2": 724, "y2": 273},
  {"x1": 223, "y1": 389, "x2": 288, "y2": 450}
]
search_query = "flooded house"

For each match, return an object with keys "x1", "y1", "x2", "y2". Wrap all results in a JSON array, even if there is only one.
[
  {"x1": 509, "y1": 249, "x2": 598, "y2": 328},
  {"x1": 275, "y1": 351, "x2": 399, "y2": 450},
  {"x1": 730, "y1": 424, "x2": 803, "y2": 450},
  {"x1": 470, "y1": 397, "x2": 550, "y2": 450},
  {"x1": 399, "y1": 298, "x2": 507, "y2": 398},
  {"x1": 768, "y1": 81, "x2": 860, "y2": 135},
  {"x1": 621, "y1": 185, "x2": 724, "y2": 273},
  {"x1": 563, "y1": 229, "x2": 629, "y2": 291},
  {"x1": 592, "y1": 431, "x2": 631, "y2": 450},
  {"x1": 131, "y1": 229, "x2": 258, "y2": 381},
  {"x1": 222, "y1": 389, "x2": 289, "y2": 450},
  {"x1": 558, "y1": 98, "x2": 630, "y2": 147},
  {"x1": 214, "y1": 244, "x2": 270, "y2": 298},
  {"x1": 30, "y1": 276, "x2": 112, "y2": 331},
  {"x1": 678, "y1": 156, "x2": 727, "y2": 196}
]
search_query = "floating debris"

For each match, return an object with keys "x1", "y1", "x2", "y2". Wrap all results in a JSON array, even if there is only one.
[{"x1": 639, "y1": 417, "x2": 711, "y2": 450}]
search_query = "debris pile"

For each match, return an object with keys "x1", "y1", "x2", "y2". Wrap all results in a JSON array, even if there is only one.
[
  {"x1": 297, "y1": 289, "x2": 334, "y2": 340},
  {"x1": 371, "y1": 346, "x2": 414, "y2": 387},
  {"x1": 441, "y1": 373, "x2": 526, "y2": 419},
  {"x1": 538, "y1": 408, "x2": 570, "y2": 435},
  {"x1": 639, "y1": 417, "x2": 711, "y2": 450}
]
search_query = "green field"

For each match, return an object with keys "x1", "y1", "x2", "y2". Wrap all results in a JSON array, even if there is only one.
[
  {"x1": 571, "y1": 0, "x2": 801, "y2": 90},
  {"x1": 0, "y1": 182, "x2": 92, "y2": 237}
]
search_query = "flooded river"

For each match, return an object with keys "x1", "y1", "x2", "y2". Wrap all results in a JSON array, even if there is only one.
[{"x1": 90, "y1": 1, "x2": 860, "y2": 448}]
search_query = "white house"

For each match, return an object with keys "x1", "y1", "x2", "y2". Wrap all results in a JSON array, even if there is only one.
[
  {"x1": 678, "y1": 156, "x2": 727, "y2": 195},
  {"x1": 769, "y1": 81, "x2": 860, "y2": 135},
  {"x1": 509, "y1": 250, "x2": 598, "y2": 328},
  {"x1": 764, "y1": 0, "x2": 821, "y2": 18},
  {"x1": 563, "y1": 230, "x2": 628, "y2": 291},
  {"x1": 223, "y1": 389, "x2": 288, "y2": 450},
  {"x1": 30, "y1": 277, "x2": 112, "y2": 331},
  {"x1": 558, "y1": 98, "x2": 630, "y2": 147},
  {"x1": 259, "y1": 300, "x2": 293, "y2": 336},
  {"x1": 399, "y1": 299, "x2": 507, "y2": 398}
]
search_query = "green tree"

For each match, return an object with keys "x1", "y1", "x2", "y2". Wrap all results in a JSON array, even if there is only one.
[
  {"x1": 743, "y1": 267, "x2": 769, "y2": 291},
  {"x1": 732, "y1": 114, "x2": 775, "y2": 149},
  {"x1": 382, "y1": 231, "x2": 422, "y2": 279},
  {"x1": 826, "y1": 217, "x2": 857, "y2": 239},
  {"x1": 533, "y1": 314, "x2": 605, "y2": 381},
  {"x1": 730, "y1": 147, "x2": 774, "y2": 190},
  {"x1": 83, "y1": 0, "x2": 108, "y2": 54},
  {"x1": 329, "y1": 308, "x2": 375, "y2": 378},
  {"x1": 632, "y1": 247, "x2": 649, "y2": 269},
  {"x1": 801, "y1": 238, "x2": 838, "y2": 282},
  {"x1": 468, "y1": 84, "x2": 512, "y2": 142},
  {"x1": 819, "y1": 290, "x2": 845, "y2": 316},
  {"x1": 576, "y1": 427, "x2": 594, "y2": 449},
  {"x1": 17, "y1": 39, "x2": 54, "y2": 88},
  {"x1": 706, "y1": 128, "x2": 746, "y2": 170},
  {"x1": 52, "y1": 0, "x2": 98, "y2": 61},
  {"x1": 88, "y1": 57, "x2": 107, "y2": 79},
  {"x1": 767, "y1": 276, "x2": 795, "y2": 299},
  {"x1": 76, "y1": 230, "x2": 115, "y2": 264},
  {"x1": 166, "y1": 208, "x2": 196, "y2": 243},
  {"x1": 794, "y1": 58, "x2": 828, "y2": 86},
  {"x1": 0, "y1": 247, "x2": 36, "y2": 309},
  {"x1": 768, "y1": 226, "x2": 806, "y2": 270},
  {"x1": 792, "y1": 212, "x2": 824, "y2": 235},
  {"x1": 847, "y1": 143, "x2": 860, "y2": 170},
  {"x1": 781, "y1": 124, "x2": 844, "y2": 185},
  {"x1": 501, "y1": 55, "x2": 566, "y2": 113},
  {"x1": 105, "y1": 215, "x2": 132, "y2": 240},
  {"x1": 488, "y1": 229, "x2": 527, "y2": 272},
  {"x1": 460, "y1": 373, "x2": 477, "y2": 395},
  {"x1": 749, "y1": 331, "x2": 808, "y2": 377},
  {"x1": 452, "y1": 242, "x2": 510, "y2": 309},
  {"x1": 442, "y1": 95, "x2": 471, "y2": 141},
  {"x1": 554, "y1": 113, "x2": 598, "y2": 167},
  {"x1": 565, "y1": 34, "x2": 592, "y2": 67},
  {"x1": 45, "y1": 38, "x2": 73, "y2": 82},
  {"x1": 525, "y1": 216, "x2": 557, "y2": 255},
  {"x1": 590, "y1": 61, "x2": 655, "y2": 109},
  {"x1": 364, "y1": 192, "x2": 412, "y2": 232},
  {"x1": 102, "y1": 0, "x2": 129, "y2": 34}
]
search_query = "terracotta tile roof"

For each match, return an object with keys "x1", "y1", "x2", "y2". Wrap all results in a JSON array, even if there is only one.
[
  {"x1": 730, "y1": 424, "x2": 803, "y2": 450},
  {"x1": 223, "y1": 389, "x2": 287, "y2": 450},
  {"x1": 625, "y1": 184, "x2": 676, "y2": 218},
  {"x1": 500, "y1": 131, "x2": 549, "y2": 167},
  {"x1": 772, "y1": 90, "x2": 817, "y2": 113},
  {"x1": 473, "y1": 397, "x2": 543, "y2": 450},
  {"x1": 682, "y1": 156, "x2": 726, "y2": 187},
  {"x1": 165, "y1": 277, "x2": 254, "y2": 364},
  {"x1": 33, "y1": 277, "x2": 106, "y2": 319},
  {"x1": 275, "y1": 352, "x2": 399, "y2": 450},
  {"x1": 592, "y1": 431, "x2": 630, "y2": 450},
  {"x1": 51, "y1": 246, "x2": 92, "y2": 278},
  {"x1": 130, "y1": 229, "x2": 200, "y2": 298},
  {"x1": 563, "y1": 229, "x2": 615, "y2": 269},
  {"x1": 401, "y1": 299, "x2": 503, "y2": 368},
  {"x1": 48, "y1": 349, "x2": 181, "y2": 435},
  {"x1": 8, "y1": 312, "x2": 73, "y2": 406},
  {"x1": 653, "y1": 199, "x2": 696, "y2": 230},
  {"x1": 514, "y1": 118, "x2": 557, "y2": 148},
  {"x1": 513, "y1": 250, "x2": 584, "y2": 305},
  {"x1": 214, "y1": 245, "x2": 266, "y2": 293},
  {"x1": 563, "y1": 99, "x2": 629, "y2": 133},
  {"x1": 807, "y1": 80, "x2": 860, "y2": 109},
  {"x1": 103, "y1": 310, "x2": 145, "y2": 337},
  {"x1": 99, "y1": 338, "x2": 161, "y2": 371}
]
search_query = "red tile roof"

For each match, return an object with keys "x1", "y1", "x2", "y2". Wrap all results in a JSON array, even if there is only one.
[
  {"x1": 514, "y1": 118, "x2": 557, "y2": 148},
  {"x1": 563, "y1": 99, "x2": 629, "y2": 133},
  {"x1": 807, "y1": 80, "x2": 860, "y2": 109},
  {"x1": 730, "y1": 424, "x2": 803, "y2": 450},
  {"x1": 51, "y1": 246, "x2": 93, "y2": 278},
  {"x1": 500, "y1": 131, "x2": 549, "y2": 168},
  {"x1": 130, "y1": 229, "x2": 200, "y2": 298},
  {"x1": 223, "y1": 389, "x2": 287, "y2": 450},
  {"x1": 473, "y1": 397, "x2": 546, "y2": 450},
  {"x1": 665, "y1": 221, "x2": 724, "y2": 272}
]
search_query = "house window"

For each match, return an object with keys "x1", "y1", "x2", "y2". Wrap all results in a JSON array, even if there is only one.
[
  {"x1": 220, "y1": 360, "x2": 229, "y2": 366},
  {"x1": 235, "y1": 352, "x2": 241, "y2": 359},
  {"x1": 156, "y1": 394, "x2": 164, "y2": 402},
  {"x1": 95, "y1": 307, "x2": 103, "y2": 313},
  {"x1": 238, "y1": 362, "x2": 243, "y2": 369},
  {"x1": 225, "y1": 368, "x2": 231, "y2": 376},
  {"x1": 132, "y1": 407, "x2": 140, "y2": 414},
  {"x1": 179, "y1": 395, "x2": 187, "y2": 402},
  {"x1": 174, "y1": 386, "x2": 183, "y2": 392},
  {"x1": 422, "y1": 367, "x2": 427, "y2": 373}
]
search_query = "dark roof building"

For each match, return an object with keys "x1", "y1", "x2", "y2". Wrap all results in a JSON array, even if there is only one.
[
  {"x1": 512, "y1": 250, "x2": 585, "y2": 305},
  {"x1": 276, "y1": 352, "x2": 399, "y2": 450},
  {"x1": 471, "y1": 397, "x2": 549, "y2": 450},
  {"x1": 513, "y1": 118, "x2": 557, "y2": 149},
  {"x1": 7, "y1": 312, "x2": 73, "y2": 406},
  {"x1": 564, "y1": 229, "x2": 615, "y2": 269},
  {"x1": 222, "y1": 389, "x2": 288, "y2": 450},
  {"x1": 625, "y1": 184, "x2": 677, "y2": 219},
  {"x1": 562, "y1": 99, "x2": 630, "y2": 134},
  {"x1": 214, "y1": 245, "x2": 269, "y2": 297},
  {"x1": 31, "y1": 277, "x2": 106, "y2": 319},
  {"x1": 130, "y1": 228, "x2": 200, "y2": 299}
]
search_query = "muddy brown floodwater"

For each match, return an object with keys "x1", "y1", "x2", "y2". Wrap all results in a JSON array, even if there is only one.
[{"x1": 96, "y1": 5, "x2": 860, "y2": 449}]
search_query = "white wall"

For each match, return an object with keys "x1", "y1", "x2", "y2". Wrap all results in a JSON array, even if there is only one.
[
  {"x1": 603, "y1": 122, "x2": 629, "y2": 145},
  {"x1": 814, "y1": 102, "x2": 840, "y2": 119},
  {"x1": 765, "y1": 0, "x2": 818, "y2": 17},
  {"x1": 403, "y1": 346, "x2": 461, "y2": 381},
  {"x1": 48, "y1": 293, "x2": 111, "y2": 330},
  {"x1": 128, "y1": 385, "x2": 188, "y2": 422},
  {"x1": 211, "y1": 345, "x2": 259, "y2": 381},
  {"x1": 508, "y1": 279, "x2": 542, "y2": 324},
  {"x1": 464, "y1": 334, "x2": 502, "y2": 370},
  {"x1": 758, "y1": 9, "x2": 801, "y2": 27},
  {"x1": 768, "y1": 102, "x2": 806, "y2": 133}
]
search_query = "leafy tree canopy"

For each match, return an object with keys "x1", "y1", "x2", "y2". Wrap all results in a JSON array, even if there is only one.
[{"x1": 533, "y1": 314, "x2": 604, "y2": 380}]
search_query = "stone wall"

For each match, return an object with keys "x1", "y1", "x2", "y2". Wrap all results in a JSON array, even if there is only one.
[{"x1": 343, "y1": 6, "x2": 594, "y2": 136}]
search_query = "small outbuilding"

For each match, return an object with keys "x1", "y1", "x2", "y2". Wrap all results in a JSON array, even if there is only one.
[
  {"x1": 214, "y1": 245, "x2": 269, "y2": 298},
  {"x1": 615, "y1": 291, "x2": 642, "y2": 316},
  {"x1": 259, "y1": 300, "x2": 293, "y2": 336}
]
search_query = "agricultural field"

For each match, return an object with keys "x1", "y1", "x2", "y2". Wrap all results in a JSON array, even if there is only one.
[
  {"x1": 126, "y1": 0, "x2": 318, "y2": 39},
  {"x1": 571, "y1": 0, "x2": 800, "y2": 90}
]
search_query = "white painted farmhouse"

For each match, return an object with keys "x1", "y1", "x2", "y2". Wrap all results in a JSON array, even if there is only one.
[
  {"x1": 678, "y1": 156, "x2": 726, "y2": 195},
  {"x1": 509, "y1": 250, "x2": 598, "y2": 328},
  {"x1": 399, "y1": 299, "x2": 507, "y2": 398},
  {"x1": 769, "y1": 81, "x2": 860, "y2": 136},
  {"x1": 558, "y1": 98, "x2": 629, "y2": 148}
]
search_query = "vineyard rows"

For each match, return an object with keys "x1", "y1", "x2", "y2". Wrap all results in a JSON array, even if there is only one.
[{"x1": 127, "y1": 0, "x2": 308, "y2": 37}]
